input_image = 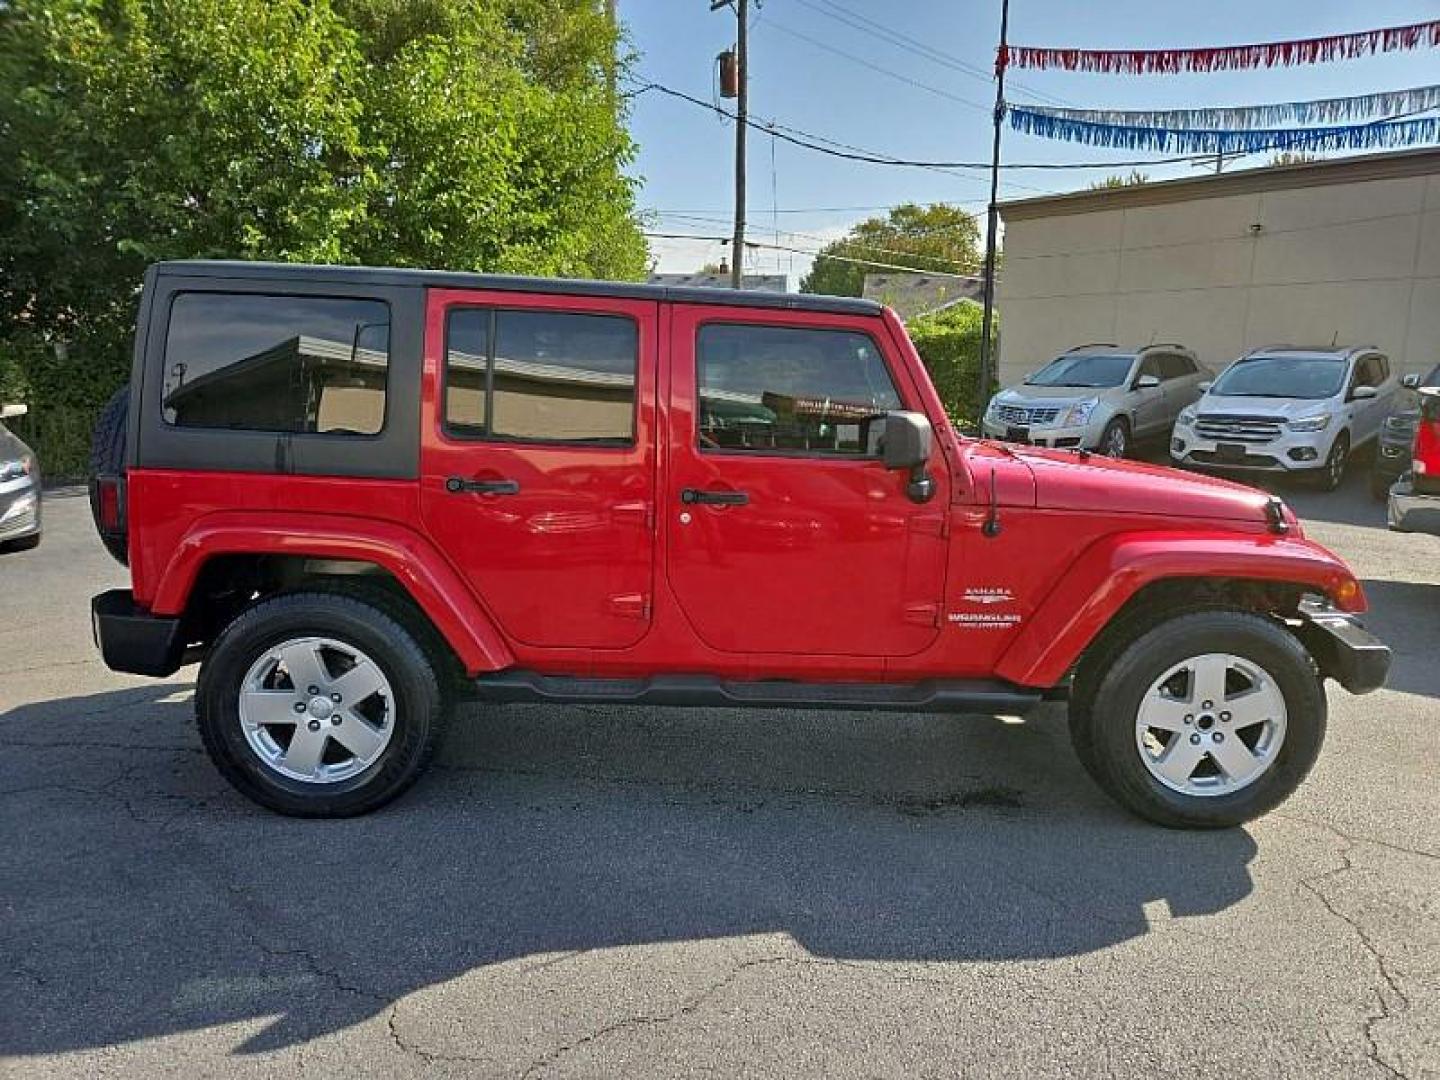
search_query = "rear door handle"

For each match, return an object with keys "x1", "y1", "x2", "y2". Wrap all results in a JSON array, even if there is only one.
[
  {"x1": 680, "y1": 488, "x2": 749, "y2": 506},
  {"x1": 446, "y1": 476, "x2": 520, "y2": 495}
]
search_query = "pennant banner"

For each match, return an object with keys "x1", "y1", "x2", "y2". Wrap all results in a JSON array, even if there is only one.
[
  {"x1": 1007, "y1": 108, "x2": 1440, "y2": 156},
  {"x1": 1004, "y1": 20, "x2": 1440, "y2": 74},
  {"x1": 1016, "y1": 84, "x2": 1440, "y2": 131}
]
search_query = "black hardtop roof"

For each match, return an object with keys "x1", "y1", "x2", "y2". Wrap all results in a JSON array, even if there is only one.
[{"x1": 153, "y1": 260, "x2": 885, "y2": 317}]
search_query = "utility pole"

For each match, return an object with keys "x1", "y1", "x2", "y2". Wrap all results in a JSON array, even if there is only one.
[
  {"x1": 714, "y1": 0, "x2": 748, "y2": 289},
  {"x1": 978, "y1": 0, "x2": 1009, "y2": 414}
]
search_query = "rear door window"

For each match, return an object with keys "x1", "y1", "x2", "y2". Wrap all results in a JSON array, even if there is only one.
[
  {"x1": 444, "y1": 309, "x2": 638, "y2": 445},
  {"x1": 164, "y1": 293, "x2": 390, "y2": 435},
  {"x1": 1158, "y1": 354, "x2": 1193, "y2": 380},
  {"x1": 695, "y1": 323, "x2": 902, "y2": 455}
]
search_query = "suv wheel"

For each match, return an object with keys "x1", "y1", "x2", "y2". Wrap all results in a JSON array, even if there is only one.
[
  {"x1": 1068, "y1": 610, "x2": 1325, "y2": 828},
  {"x1": 197, "y1": 591, "x2": 450, "y2": 816},
  {"x1": 1098, "y1": 418, "x2": 1130, "y2": 459},
  {"x1": 1316, "y1": 433, "x2": 1350, "y2": 492}
]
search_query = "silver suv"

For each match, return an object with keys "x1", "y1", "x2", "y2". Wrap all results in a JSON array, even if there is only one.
[{"x1": 982, "y1": 344, "x2": 1209, "y2": 458}]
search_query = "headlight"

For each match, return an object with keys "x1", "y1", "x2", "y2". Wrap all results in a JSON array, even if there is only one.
[
  {"x1": 1177, "y1": 406, "x2": 1197, "y2": 426},
  {"x1": 0, "y1": 457, "x2": 32, "y2": 483},
  {"x1": 1287, "y1": 413, "x2": 1332, "y2": 432},
  {"x1": 984, "y1": 397, "x2": 1002, "y2": 420},
  {"x1": 1382, "y1": 415, "x2": 1414, "y2": 434},
  {"x1": 1057, "y1": 399, "x2": 1097, "y2": 428}
]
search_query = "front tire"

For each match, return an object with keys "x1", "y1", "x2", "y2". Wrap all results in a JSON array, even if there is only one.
[
  {"x1": 1315, "y1": 433, "x2": 1350, "y2": 492},
  {"x1": 1068, "y1": 611, "x2": 1325, "y2": 828},
  {"x1": 1369, "y1": 469, "x2": 1393, "y2": 500},
  {"x1": 197, "y1": 591, "x2": 450, "y2": 817},
  {"x1": 1098, "y1": 418, "x2": 1130, "y2": 459}
]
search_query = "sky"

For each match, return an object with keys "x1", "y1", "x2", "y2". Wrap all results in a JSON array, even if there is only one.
[{"x1": 620, "y1": 0, "x2": 1440, "y2": 285}]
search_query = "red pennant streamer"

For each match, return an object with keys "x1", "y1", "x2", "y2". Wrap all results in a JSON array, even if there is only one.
[{"x1": 1008, "y1": 19, "x2": 1440, "y2": 74}]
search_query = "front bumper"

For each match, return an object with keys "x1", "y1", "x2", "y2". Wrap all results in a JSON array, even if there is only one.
[
  {"x1": 92, "y1": 589, "x2": 188, "y2": 677},
  {"x1": 980, "y1": 417, "x2": 1100, "y2": 450},
  {"x1": 1295, "y1": 601, "x2": 1391, "y2": 695},
  {"x1": 1387, "y1": 478, "x2": 1440, "y2": 535},
  {"x1": 0, "y1": 481, "x2": 40, "y2": 542},
  {"x1": 1170, "y1": 425, "x2": 1330, "y2": 473}
]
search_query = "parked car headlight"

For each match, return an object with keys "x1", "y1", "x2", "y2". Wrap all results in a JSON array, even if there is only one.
[
  {"x1": 0, "y1": 457, "x2": 32, "y2": 483},
  {"x1": 1058, "y1": 399, "x2": 1097, "y2": 428},
  {"x1": 1177, "y1": 406, "x2": 1198, "y2": 427},
  {"x1": 1382, "y1": 414, "x2": 1415, "y2": 435},
  {"x1": 1287, "y1": 413, "x2": 1332, "y2": 432},
  {"x1": 984, "y1": 397, "x2": 1003, "y2": 420}
]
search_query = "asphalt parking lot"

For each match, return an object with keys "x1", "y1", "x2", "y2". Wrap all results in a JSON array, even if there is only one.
[{"x1": 2, "y1": 471, "x2": 1437, "y2": 1079}]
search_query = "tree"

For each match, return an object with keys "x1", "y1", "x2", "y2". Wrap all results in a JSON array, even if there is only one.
[
  {"x1": 0, "y1": 0, "x2": 647, "y2": 473},
  {"x1": 798, "y1": 203, "x2": 981, "y2": 298},
  {"x1": 1088, "y1": 170, "x2": 1150, "y2": 189},
  {"x1": 905, "y1": 300, "x2": 996, "y2": 427}
]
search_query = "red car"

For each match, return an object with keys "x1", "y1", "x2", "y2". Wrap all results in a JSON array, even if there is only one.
[
  {"x1": 1388, "y1": 386, "x2": 1440, "y2": 535},
  {"x1": 90, "y1": 261, "x2": 1389, "y2": 827}
]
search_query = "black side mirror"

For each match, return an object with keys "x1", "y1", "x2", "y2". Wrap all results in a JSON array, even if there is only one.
[
  {"x1": 882, "y1": 410, "x2": 932, "y2": 470},
  {"x1": 881, "y1": 411, "x2": 935, "y2": 503}
]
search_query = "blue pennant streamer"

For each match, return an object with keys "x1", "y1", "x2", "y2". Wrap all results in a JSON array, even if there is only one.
[
  {"x1": 1008, "y1": 108, "x2": 1440, "y2": 155},
  {"x1": 1018, "y1": 84, "x2": 1440, "y2": 131}
]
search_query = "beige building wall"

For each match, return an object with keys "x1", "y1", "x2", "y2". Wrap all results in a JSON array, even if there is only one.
[{"x1": 996, "y1": 150, "x2": 1440, "y2": 388}]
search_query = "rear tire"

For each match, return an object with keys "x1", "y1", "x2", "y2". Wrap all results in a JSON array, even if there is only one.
[
  {"x1": 196, "y1": 591, "x2": 450, "y2": 817},
  {"x1": 1068, "y1": 610, "x2": 1325, "y2": 828}
]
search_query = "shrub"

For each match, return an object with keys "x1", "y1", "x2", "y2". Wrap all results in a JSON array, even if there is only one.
[{"x1": 905, "y1": 301, "x2": 998, "y2": 429}]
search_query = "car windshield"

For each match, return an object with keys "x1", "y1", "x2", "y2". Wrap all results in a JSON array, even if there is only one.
[
  {"x1": 1422, "y1": 364, "x2": 1440, "y2": 389},
  {"x1": 1210, "y1": 355, "x2": 1347, "y2": 400},
  {"x1": 1025, "y1": 354, "x2": 1133, "y2": 388}
]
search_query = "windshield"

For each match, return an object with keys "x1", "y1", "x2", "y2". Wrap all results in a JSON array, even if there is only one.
[
  {"x1": 1025, "y1": 354, "x2": 1133, "y2": 388},
  {"x1": 1210, "y1": 355, "x2": 1347, "y2": 400}
]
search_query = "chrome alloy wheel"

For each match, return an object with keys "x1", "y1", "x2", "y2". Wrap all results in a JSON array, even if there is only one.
[
  {"x1": 1103, "y1": 423, "x2": 1128, "y2": 458},
  {"x1": 238, "y1": 636, "x2": 395, "y2": 783},
  {"x1": 1135, "y1": 653, "x2": 1287, "y2": 796}
]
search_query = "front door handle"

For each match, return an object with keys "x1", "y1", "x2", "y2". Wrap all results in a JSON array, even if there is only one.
[
  {"x1": 680, "y1": 488, "x2": 748, "y2": 506},
  {"x1": 446, "y1": 476, "x2": 520, "y2": 496}
]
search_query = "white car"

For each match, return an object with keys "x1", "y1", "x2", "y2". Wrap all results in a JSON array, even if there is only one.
[{"x1": 1171, "y1": 346, "x2": 1399, "y2": 491}]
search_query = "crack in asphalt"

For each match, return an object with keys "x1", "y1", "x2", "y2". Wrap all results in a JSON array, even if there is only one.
[
  {"x1": 1298, "y1": 845, "x2": 1412, "y2": 1080},
  {"x1": 1276, "y1": 811, "x2": 1440, "y2": 864}
]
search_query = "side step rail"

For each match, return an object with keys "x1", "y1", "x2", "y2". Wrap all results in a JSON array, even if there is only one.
[{"x1": 469, "y1": 670, "x2": 1043, "y2": 716}]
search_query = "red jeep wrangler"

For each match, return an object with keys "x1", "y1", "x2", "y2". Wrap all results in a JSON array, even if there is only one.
[{"x1": 90, "y1": 261, "x2": 1389, "y2": 827}]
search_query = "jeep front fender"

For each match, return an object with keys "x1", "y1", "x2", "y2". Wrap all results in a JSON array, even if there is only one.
[
  {"x1": 993, "y1": 530, "x2": 1365, "y2": 688},
  {"x1": 151, "y1": 511, "x2": 514, "y2": 675}
]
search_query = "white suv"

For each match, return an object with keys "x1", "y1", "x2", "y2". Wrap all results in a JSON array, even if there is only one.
[{"x1": 1171, "y1": 346, "x2": 1399, "y2": 491}]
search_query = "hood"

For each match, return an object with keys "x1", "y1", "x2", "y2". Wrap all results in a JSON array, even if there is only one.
[
  {"x1": 1193, "y1": 395, "x2": 1332, "y2": 421},
  {"x1": 996, "y1": 384, "x2": 1110, "y2": 406},
  {"x1": 1011, "y1": 445, "x2": 1277, "y2": 523}
]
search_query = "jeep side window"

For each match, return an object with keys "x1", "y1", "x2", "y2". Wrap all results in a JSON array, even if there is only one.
[
  {"x1": 444, "y1": 309, "x2": 637, "y2": 445},
  {"x1": 163, "y1": 293, "x2": 391, "y2": 435},
  {"x1": 696, "y1": 323, "x2": 902, "y2": 455}
]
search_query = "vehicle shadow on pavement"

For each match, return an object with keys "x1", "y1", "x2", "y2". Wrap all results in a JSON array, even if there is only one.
[{"x1": 2, "y1": 683, "x2": 1258, "y2": 1056}]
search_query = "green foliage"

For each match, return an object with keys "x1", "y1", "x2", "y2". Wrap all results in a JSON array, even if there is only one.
[
  {"x1": 1088, "y1": 170, "x2": 1149, "y2": 189},
  {"x1": 905, "y1": 301, "x2": 997, "y2": 428},
  {"x1": 799, "y1": 203, "x2": 981, "y2": 298},
  {"x1": 0, "y1": 0, "x2": 646, "y2": 470},
  {"x1": 1268, "y1": 152, "x2": 1318, "y2": 168}
]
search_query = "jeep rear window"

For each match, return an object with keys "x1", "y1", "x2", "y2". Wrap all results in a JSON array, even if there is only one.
[
  {"x1": 163, "y1": 293, "x2": 390, "y2": 435},
  {"x1": 696, "y1": 323, "x2": 901, "y2": 456},
  {"x1": 444, "y1": 309, "x2": 637, "y2": 445}
]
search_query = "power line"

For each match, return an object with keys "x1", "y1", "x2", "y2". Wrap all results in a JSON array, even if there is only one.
[
  {"x1": 757, "y1": 17, "x2": 992, "y2": 114},
  {"x1": 794, "y1": 0, "x2": 1071, "y2": 107},
  {"x1": 627, "y1": 80, "x2": 1220, "y2": 171},
  {"x1": 653, "y1": 211, "x2": 981, "y2": 269},
  {"x1": 644, "y1": 231, "x2": 981, "y2": 278}
]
